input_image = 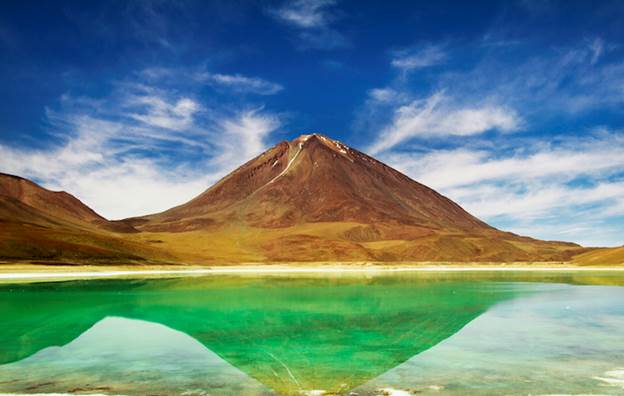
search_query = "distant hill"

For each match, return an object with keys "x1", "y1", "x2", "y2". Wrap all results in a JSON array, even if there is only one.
[
  {"x1": 0, "y1": 173, "x2": 169, "y2": 263},
  {"x1": 573, "y1": 246, "x2": 624, "y2": 265}
]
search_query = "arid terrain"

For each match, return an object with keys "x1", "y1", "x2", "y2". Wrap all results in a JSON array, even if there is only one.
[
  {"x1": 1, "y1": 134, "x2": 620, "y2": 266},
  {"x1": 572, "y1": 246, "x2": 624, "y2": 265}
]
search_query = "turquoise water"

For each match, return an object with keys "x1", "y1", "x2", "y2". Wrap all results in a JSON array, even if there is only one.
[{"x1": 0, "y1": 271, "x2": 623, "y2": 395}]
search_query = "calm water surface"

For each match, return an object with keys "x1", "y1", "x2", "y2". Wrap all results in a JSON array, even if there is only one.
[{"x1": 0, "y1": 271, "x2": 623, "y2": 395}]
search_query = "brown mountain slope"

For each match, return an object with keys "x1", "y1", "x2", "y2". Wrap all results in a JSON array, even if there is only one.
[
  {"x1": 0, "y1": 173, "x2": 105, "y2": 223},
  {"x1": 0, "y1": 173, "x2": 136, "y2": 232},
  {"x1": 130, "y1": 134, "x2": 584, "y2": 263},
  {"x1": 0, "y1": 173, "x2": 169, "y2": 263},
  {"x1": 573, "y1": 246, "x2": 624, "y2": 265}
]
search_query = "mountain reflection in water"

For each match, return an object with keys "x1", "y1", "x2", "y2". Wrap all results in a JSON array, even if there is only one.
[{"x1": 0, "y1": 271, "x2": 623, "y2": 395}]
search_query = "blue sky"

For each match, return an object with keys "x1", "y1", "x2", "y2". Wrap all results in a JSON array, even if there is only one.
[{"x1": 1, "y1": 0, "x2": 623, "y2": 247}]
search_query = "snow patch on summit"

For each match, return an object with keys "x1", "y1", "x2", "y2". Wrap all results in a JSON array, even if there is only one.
[{"x1": 316, "y1": 134, "x2": 353, "y2": 161}]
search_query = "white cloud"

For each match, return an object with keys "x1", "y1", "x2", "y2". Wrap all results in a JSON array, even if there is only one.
[
  {"x1": 391, "y1": 46, "x2": 446, "y2": 71},
  {"x1": 377, "y1": 132, "x2": 624, "y2": 246},
  {"x1": 367, "y1": 88, "x2": 406, "y2": 104},
  {"x1": 197, "y1": 72, "x2": 283, "y2": 95},
  {"x1": 127, "y1": 95, "x2": 200, "y2": 130},
  {"x1": 270, "y1": 0, "x2": 336, "y2": 28},
  {"x1": 388, "y1": 139, "x2": 624, "y2": 191},
  {"x1": 268, "y1": 0, "x2": 348, "y2": 50},
  {"x1": 47, "y1": 160, "x2": 212, "y2": 223},
  {"x1": 369, "y1": 92, "x2": 522, "y2": 154},
  {"x1": 452, "y1": 181, "x2": 624, "y2": 247},
  {"x1": 213, "y1": 109, "x2": 282, "y2": 170},
  {"x1": 448, "y1": 182, "x2": 624, "y2": 219},
  {"x1": 0, "y1": 84, "x2": 281, "y2": 220}
]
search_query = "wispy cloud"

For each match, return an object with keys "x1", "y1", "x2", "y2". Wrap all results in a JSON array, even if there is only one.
[
  {"x1": 367, "y1": 88, "x2": 407, "y2": 104},
  {"x1": 357, "y1": 33, "x2": 624, "y2": 246},
  {"x1": 589, "y1": 37, "x2": 604, "y2": 65},
  {"x1": 362, "y1": 37, "x2": 623, "y2": 148},
  {"x1": 213, "y1": 109, "x2": 282, "y2": 168},
  {"x1": 270, "y1": 0, "x2": 335, "y2": 28},
  {"x1": 378, "y1": 132, "x2": 624, "y2": 246},
  {"x1": 369, "y1": 92, "x2": 522, "y2": 154},
  {"x1": 196, "y1": 72, "x2": 283, "y2": 95},
  {"x1": 139, "y1": 66, "x2": 284, "y2": 96},
  {"x1": 0, "y1": 73, "x2": 282, "y2": 220},
  {"x1": 126, "y1": 94, "x2": 200, "y2": 130},
  {"x1": 391, "y1": 45, "x2": 447, "y2": 72},
  {"x1": 268, "y1": 0, "x2": 348, "y2": 50},
  {"x1": 385, "y1": 133, "x2": 624, "y2": 191},
  {"x1": 438, "y1": 37, "x2": 623, "y2": 114}
]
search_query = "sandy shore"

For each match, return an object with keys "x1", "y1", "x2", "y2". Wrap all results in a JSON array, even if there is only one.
[{"x1": 0, "y1": 262, "x2": 623, "y2": 282}]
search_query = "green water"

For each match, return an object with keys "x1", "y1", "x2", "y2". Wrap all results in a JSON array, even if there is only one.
[{"x1": 0, "y1": 271, "x2": 623, "y2": 395}]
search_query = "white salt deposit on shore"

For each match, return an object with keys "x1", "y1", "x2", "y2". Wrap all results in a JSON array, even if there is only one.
[{"x1": 1, "y1": 265, "x2": 623, "y2": 282}]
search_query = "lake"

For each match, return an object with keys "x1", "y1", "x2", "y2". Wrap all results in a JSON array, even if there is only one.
[{"x1": 0, "y1": 271, "x2": 623, "y2": 395}]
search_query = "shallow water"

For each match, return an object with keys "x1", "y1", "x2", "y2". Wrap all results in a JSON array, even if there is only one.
[{"x1": 0, "y1": 271, "x2": 623, "y2": 395}]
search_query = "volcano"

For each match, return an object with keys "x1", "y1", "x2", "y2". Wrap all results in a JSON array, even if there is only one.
[{"x1": 129, "y1": 134, "x2": 582, "y2": 263}]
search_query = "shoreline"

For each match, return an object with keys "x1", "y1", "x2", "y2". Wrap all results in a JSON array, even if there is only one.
[{"x1": 1, "y1": 263, "x2": 624, "y2": 282}]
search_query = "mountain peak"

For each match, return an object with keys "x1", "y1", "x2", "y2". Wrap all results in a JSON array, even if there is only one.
[
  {"x1": 289, "y1": 133, "x2": 354, "y2": 162},
  {"x1": 291, "y1": 132, "x2": 344, "y2": 147},
  {"x1": 139, "y1": 132, "x2": 490, "y2": 232},
  {"x1": 292, "y1": 132, "x2": 324, "y2": 141}
]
